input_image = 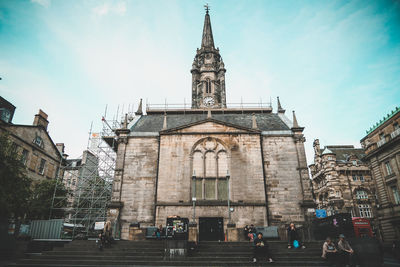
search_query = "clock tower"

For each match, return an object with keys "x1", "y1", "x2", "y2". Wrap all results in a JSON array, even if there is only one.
[{"x1": 191, "y1": 8, "x2": 227, "y2": 109}]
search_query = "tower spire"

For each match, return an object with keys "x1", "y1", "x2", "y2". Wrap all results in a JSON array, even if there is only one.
[{"x1": 201, "y1": 5, "x2": 215, "y2": 49}]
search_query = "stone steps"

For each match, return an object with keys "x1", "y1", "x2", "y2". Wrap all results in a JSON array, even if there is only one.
[{"x1": 8, "y1": 240, "x2": 328, "y2": 267}]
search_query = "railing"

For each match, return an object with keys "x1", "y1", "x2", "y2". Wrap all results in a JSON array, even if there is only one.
[
  {"x1": 391, "y1": 128, "x2": 400, "y2": 139},
  {"x1": 146, "y1": 102, "x2": 272, "y2": 110},
  {"x1": 377, "y1": 139, "x2": 386, "y2": 147}
]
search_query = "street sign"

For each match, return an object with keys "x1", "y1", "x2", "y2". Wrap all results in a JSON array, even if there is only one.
[
  {"x1": 316, "y1": 209, "x2": 327, "y2": 218},
  {"x1": 94, "y1": 221, "x2": 105, "y2": 230}
]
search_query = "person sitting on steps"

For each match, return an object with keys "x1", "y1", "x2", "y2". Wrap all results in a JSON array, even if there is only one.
[
  {"x1": 287, "y1": 222, "x2": 305, "y2": 249},
  {"x1": 322, "y1": 237, "x2": 338, "y2": 266},
  {"x1": 252, "y1": 232, "x2": 274, "y2": 263}
]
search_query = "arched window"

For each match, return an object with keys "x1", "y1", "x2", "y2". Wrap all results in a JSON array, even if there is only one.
[
  {"x1": 205, "y1": 78, "x2": 211, "y2": 93},
  {"x1": 191, "y1": 138, "x2": 229, "y2": 200}
]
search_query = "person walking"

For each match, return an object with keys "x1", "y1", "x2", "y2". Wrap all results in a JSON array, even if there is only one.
[
  {"x1": 287, "y1": 222, "x2": 305, "y2": 249},
  {"x1": 103, "y1": 221, "x2": 112, "y2": 248},
  {"x1": 252, "y1": 232, "x2": 274, "y2": 263}
]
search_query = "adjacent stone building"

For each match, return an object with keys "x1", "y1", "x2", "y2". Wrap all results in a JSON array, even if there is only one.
[
  {"x1": 107, "y1": 10, "x2": 314, "y2": 241},
  {"x1": 309, "y1": 141, "x2": 376, "y2": 221},
  {"x1": 0, "y1": 97, "x2": 64, "y2": 183},
  {"x1": 360, "y1": 107, "x2": 400, "y2": 244}
]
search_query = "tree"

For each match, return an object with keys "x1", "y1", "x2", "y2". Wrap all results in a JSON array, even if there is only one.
[
  {"x1": 28, "y1": 179, "x2": 68, "y2": 220},
  {"x1": 0, "y1": 132, "x2": 31, "y2": 221}
]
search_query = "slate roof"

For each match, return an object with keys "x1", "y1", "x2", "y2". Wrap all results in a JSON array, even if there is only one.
[
  {"x1": 325, "y1": 146, "x2": 366, "y2": 162},
  {"x1": 131, "y1": 113, "x2": 290, "y2": 132}
]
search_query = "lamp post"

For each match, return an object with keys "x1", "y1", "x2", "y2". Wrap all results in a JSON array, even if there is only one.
[
  {"x1": 226, "y1": 170, "x2": 231, "y2": 224},
  {"x1": 192, "y1": 170, "x2": 196, "y2": 224}
]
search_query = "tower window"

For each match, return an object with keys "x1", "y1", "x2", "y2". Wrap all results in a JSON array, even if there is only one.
[{"x1": 206, "y1": 79, "x2": 211, "y2": 93}]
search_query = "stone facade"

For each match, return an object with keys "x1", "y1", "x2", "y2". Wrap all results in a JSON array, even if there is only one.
[
  {"x1": 0, "y1": 104, "x2": 64, "y2": 184},
  {"x1": 309, "y1": 141, "x2": 376, "y2": 223},
  {"x1": 107, "y1": 11, "x2": 314, "y2": 241},
  {"x1": 360, "y1": 107, "x2": 400, "y2": 244}
]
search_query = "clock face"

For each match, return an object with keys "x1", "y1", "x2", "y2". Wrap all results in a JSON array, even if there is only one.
[{"x1": 203, "y1": 96, "x2": 215, "y2": 107}]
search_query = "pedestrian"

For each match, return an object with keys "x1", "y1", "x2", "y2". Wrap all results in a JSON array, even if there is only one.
[
  {"x1": 244, "y1": 225, "x2": 250, "y2": 240},
  {"x1": 104, "y1": 221, "x2": 112, "y2": 248},
  {"x1": 287, "y1": 222, "x2": 305, "y2": 249},
  {"x1": 252, "y1": 232, "x2": 274, "y2": 263},
  {"x1": 322, "y1": 237, "x2": 338, "y2": 266},
  {"x1": 337, "y1": 234, "x2": 354, "y2": 267},
  {"x1": 248, "y1": 224, "x2": 256, "y2": 241},
  {"x1": 154, "y1": 224, "x2": 163, "y2": 240}
]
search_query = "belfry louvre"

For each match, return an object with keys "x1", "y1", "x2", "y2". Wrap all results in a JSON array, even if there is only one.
[{"x1": 107, "y1": 9, "x2": 314, "y2": 241}]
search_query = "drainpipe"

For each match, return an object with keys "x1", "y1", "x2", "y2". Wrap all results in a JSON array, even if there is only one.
[
  {"x1": 259, "y1": 134, "x2": 270, "y2": 226},
  {"x1": 153, "y1": 135, "x2": 161, "y2": 225}
]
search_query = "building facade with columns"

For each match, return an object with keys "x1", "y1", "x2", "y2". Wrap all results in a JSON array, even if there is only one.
[
  {"x1": 309, "y1": 140, "x2": 376, "y2": 221},
  {"x1": 107, "y1": 10, "x2": 314, "y2": 241},
  {"x1": 360, "y1": 107, "x2": 400, "y2": 244}
]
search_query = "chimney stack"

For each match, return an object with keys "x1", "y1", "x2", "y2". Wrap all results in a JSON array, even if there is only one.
[
  {"x1": 33, "y1": 109, "x2": 49, "y2": 130},
  {"x1": 56, "y1": 143, "x2": 65, "y2": 155}
]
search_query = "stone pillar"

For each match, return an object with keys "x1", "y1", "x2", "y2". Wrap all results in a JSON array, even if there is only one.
[
  {"x1": 226, "y1": 223, "x2": 238, "y2": 242},
  {"x1": 188, "y1": 222, "x2": 198, "y2": 243}
]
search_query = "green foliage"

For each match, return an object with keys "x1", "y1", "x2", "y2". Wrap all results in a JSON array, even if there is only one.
[
  {"x1": 0, "y1": 132, "x2": 32, "y2": 220},
  {"x1": 28, "y1": 179, "x2": 68, "y2": 220}
]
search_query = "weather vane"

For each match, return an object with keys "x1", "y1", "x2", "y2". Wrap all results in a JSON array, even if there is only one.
[{"x1": 204, "y1": 3, "x2": 210, "y2": 13}]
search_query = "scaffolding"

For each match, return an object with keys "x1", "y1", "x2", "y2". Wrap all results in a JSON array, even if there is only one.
[{"x1": 50, "y1": 114, "x2": 120, "y2": 238}]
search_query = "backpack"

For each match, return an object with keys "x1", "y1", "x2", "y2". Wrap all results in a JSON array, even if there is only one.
[{"x1": 293, "y1": 240, "x2": 300, "y2": 248}]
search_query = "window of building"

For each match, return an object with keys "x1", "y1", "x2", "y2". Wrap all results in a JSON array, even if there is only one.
[
  {"x1": 352, "y1": 175, "x2": 357, "y2": 181},
  {"x1": 205, "y1": 78, "x2": 211, "y2": 93},
  {"x1": 385, "y1": 162, "x2": 393, "y2": 175},
  {"x1": 33, "y1": 136, "x2": 43, "y2": 147},
  {"x1": 358, "y1": 204, "x2": 372, "y2": 218},
  {"x1": 352, "y1": 160, "x2": 357, "y2": 166},
  {"x1": 21, "y1": 149, "x2": 29, "y2": 165},
  {"x1": 379, "y1": 133, "x2": 385, "y2": 140},
  {"x1": 394, "y1": 122, "x2": 399, "y2": 130},
  {"x1": 356, "y1": 190, "x2": 368, "y2": 199},
  {"x1": 38, "y1": 159, "x2": 46, "y2": 175},
  {"x1": 335, "y1": 190, "x2": 341, "y2": 197},
  {"x1": 0, "y1": 108, "x2": 11, "y2": 123},
  {"x1": 328, "y1": 156, "x2": 333, "y2": 161},
  {"x1": 11, "y1": 142, "x2": 19, "y2": 153},
  {"x1": 392, "y1": 186, "x2": 400, "y2": 205},
  {"x1": 359, "y1": 175, "x2": 365, "y2": 182},
  {"x1": 192, "y1": 138, "x2": 229, "y2": 201}
]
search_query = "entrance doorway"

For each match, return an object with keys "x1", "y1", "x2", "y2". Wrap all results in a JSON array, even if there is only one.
[{"x1": 199, "y1": 217, "x2": 224, "y2": 241}]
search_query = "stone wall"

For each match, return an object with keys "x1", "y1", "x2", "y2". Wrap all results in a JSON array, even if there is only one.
[
  {"x1": 262, "y1": 136, "x2": 306, "y2": 225},
  {"x1": 118, "y1": 137, "x2": 159, "y2": 239}
]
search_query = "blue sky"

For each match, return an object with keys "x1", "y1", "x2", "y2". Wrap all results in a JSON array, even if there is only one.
[{"x1": 0, "y1": 0, "x2": 399, "y2": 163}]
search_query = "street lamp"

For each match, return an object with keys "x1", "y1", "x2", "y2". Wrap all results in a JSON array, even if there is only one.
[
  {"x1": 226, "y1": 170, "x2": 231, "y2": 224},
  {"x1": 192, "y1": 170, "x2": 196, "y2": 224}
]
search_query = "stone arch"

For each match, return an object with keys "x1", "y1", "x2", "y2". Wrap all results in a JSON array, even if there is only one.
[{"x1": 190, "y1": 137, "x2": 231, "y2": 200}]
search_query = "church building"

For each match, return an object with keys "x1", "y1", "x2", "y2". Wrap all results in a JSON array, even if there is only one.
[{"x1": 107, "y1": 9, "x2": 314, "y2": 241}]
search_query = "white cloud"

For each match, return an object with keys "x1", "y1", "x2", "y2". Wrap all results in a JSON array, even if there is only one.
[
  {"x1": 93, "y1": 1, "x2": 127, "y2": 17},
  {"x1": 31, "y1": 0, "x2": 51, "y2": 8},
  {"x1": 93, "y1": 3, "x2": 109, "y2": 16}
]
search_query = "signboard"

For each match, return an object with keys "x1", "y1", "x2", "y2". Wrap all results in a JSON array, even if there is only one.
[
  {"x1": 94, "y1": 221, "x2": 105, "y2": 230},
  {"x1": 315, "y1": 209, "x2": 327, "y2": 218}
]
